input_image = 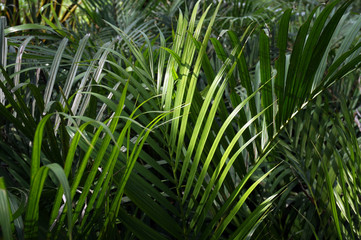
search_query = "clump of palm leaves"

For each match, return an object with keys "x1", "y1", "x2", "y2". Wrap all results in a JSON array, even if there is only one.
[{"x1": 1, "y1": 0, "x2": 361, "y2": 239}]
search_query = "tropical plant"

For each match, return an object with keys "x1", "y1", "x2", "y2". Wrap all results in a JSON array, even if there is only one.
[
  {"x1": 0, "y1": 0, "x2": 361, "y2": 239},
  {"x1": 0, "y1": 0, "x2": 83, "y2": 28}
]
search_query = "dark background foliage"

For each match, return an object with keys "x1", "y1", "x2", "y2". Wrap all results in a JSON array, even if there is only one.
[{"x1": 1, "y1": 0, "x2": 361, "y2": 239}]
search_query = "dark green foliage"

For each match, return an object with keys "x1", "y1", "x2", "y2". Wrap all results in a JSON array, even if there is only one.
[{"x1": 0, "y1": 0, "x2": 361, "y2": 239}]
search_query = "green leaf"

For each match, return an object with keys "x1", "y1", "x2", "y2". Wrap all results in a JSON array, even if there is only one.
[
  {"x1": 0, "y1": 178, "x2": 13, "y2": 240},
  {"x1": 4, "y1": 24, "x2": 55, "y2": 35},
  {"x1": 259, "y1": 29, "x2": 273, "y2": 135},
  {"x1": 43, "y1": 38, "x2": 68, "y2": 109}
]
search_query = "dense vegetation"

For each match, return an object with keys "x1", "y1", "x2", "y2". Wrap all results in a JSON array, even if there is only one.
[{"x1": 1, "y1": 0, "x2": 361, "y2": 239}]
